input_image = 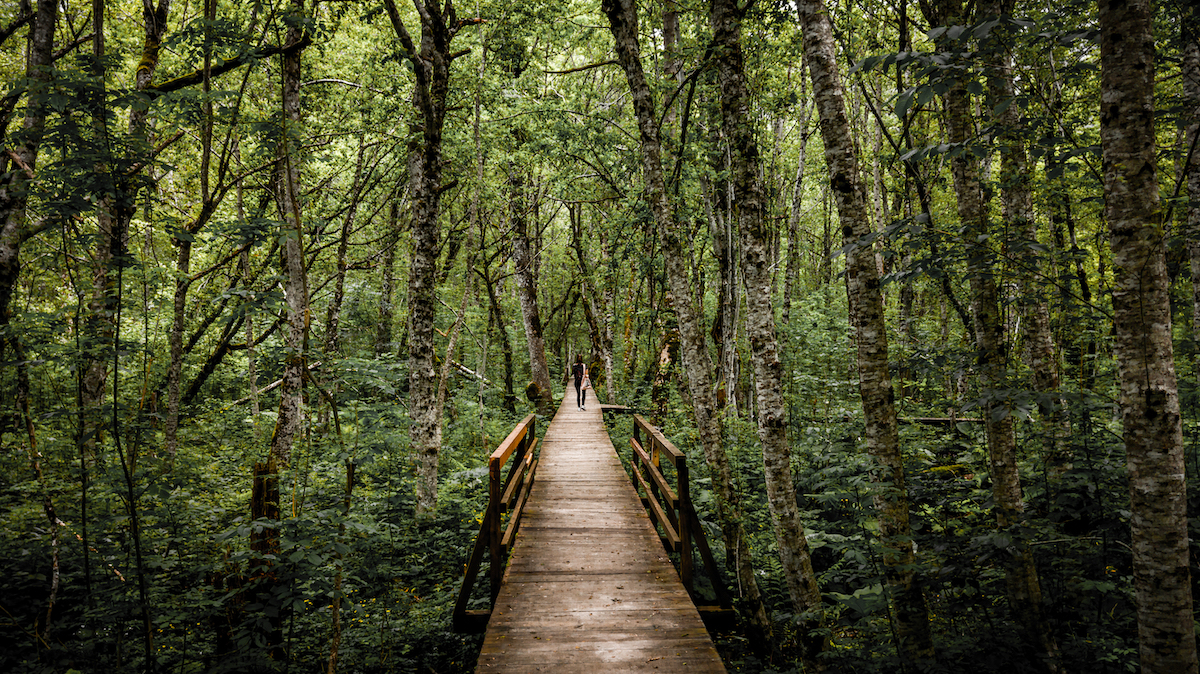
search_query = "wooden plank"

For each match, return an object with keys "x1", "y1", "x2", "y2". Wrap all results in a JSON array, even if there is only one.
[
  {"x1": 501, "y1": 458, "x2": 537, "y2": 550},
  {"x1": 634, "y1": 414, "x2": 685, "y2": 465},
  {"x1": 476, "y1": 388, "x2": 725, "y2": 672},
  {"x1": 452, "y1": 508, "x2": 494, "y2": 633},
  {"x1": 490, "y1": 413, "x2": 535, "y2": 468},
  {"x1": 629, "y1": 437, "x2": 678, "y2": 508},
  {"x1": 631, "y1": 463, "x2": 681, "y2": 551},
  {"x1": 501, "y1": 437, "x2": 538, "y2": 510},
  {"x1": 598, "y1": 403, "x2": 632, "y2": 413}
]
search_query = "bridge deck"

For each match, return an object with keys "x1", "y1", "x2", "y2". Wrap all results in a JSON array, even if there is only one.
[{"x1": 476, "y1": 389, "x2": 726, "y2": 672}]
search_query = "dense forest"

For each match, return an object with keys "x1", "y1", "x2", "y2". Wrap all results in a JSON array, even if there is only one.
[{"x1": 1, "y1": 0, "x2": 1197, "y2": 671}]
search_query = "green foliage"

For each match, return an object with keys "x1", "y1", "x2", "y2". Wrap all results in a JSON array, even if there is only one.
[{"x1": 1, "y1": 0, "x2": 1196, "y2": 672}]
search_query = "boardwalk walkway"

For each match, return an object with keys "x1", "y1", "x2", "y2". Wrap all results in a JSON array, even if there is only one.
[{"x1": 476, "y1": 389, "x2": 727, "y2": 672}]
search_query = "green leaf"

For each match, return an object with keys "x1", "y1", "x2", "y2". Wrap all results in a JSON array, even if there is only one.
[
  {"x1": 993, "y1": 97, "x2": 1016, "y2": 118},
  {"x1": 895, "y1": 87, "x2": 916, "y2": 118},
  {"x1": 915, "y1": 85, "x2": 936, "y2": 109},
  {"x1": 850, "y1": 55, "x2": 882, "y2": 75}
]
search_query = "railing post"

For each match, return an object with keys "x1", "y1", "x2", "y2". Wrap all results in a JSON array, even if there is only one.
[
  {"x1": 631, "y1": 420, "x2": 642, "y2": 491},
  {"x1": 488, "y1": 451, "x2": 502, "y2": 601},
  {"x1": 678, "y1": 459, "x2": 692, "y2": 594}
]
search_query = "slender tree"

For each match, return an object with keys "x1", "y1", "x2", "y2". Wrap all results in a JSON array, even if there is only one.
[
  {"x1": 509, "y1": 166, "x2": 554, "y2": 411},
  {"x1": 980, "y1": 0, "x2": 1069, "y2": 468},
  {"x1": 796, "y1": 0, "x2": 934, "y2": 660},
  {"x1": 601, "y1": 0, "x2": 773, "y2": 643},
  {"x1": 923, "y1": 0, "x2": 1058, "y2": 665},
  {"x1": 1099, "y1": 0, "x2": 1198, "y2": 671},
  {"x1": 709, "y1": 0, "x2": 826, "y2": 660},
  {"x1": 382, "y1": 0, "x2": 474, "y2": 515},
  {"x1": 269, "y1": 0, "x2": 311, "y2": 468}
]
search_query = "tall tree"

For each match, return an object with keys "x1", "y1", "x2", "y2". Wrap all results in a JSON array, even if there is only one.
[
  {"x1": 382, "y1": 0, "x2": 473, "y2": 516},
  {"x1": 923, "y1": 0, "x2": 1058, "y2": 665},
  {"x1": 709, "y1": 0, "x2": 825, "y2": 659},
  {"x1": 601, "y1": 0, "x2": 773, "y2": 643},
  {"x1": 509, "y1": 166, "x2": 553, "y2": 411},
  {"x1": 0, "y1": 0, "x2": 57, "y2": 417},
  {"x1": 795, "y1": 0, "x2": 934, "y2": 660},
  {"x1": 1184, "y1": 1, "x2": 1200, "y2": 354},
  {"x1": 1099, "y1": 0, "x2": 1198, "y2": 671},
  {"x1": 980, "y1": 0, "x2": 1069, "y2": 468},
  {"x1": 376, "y1": 202, "x2": 401, "y2": 356},
  {"x1": 269, "y1": 0, "x2": 311, "y2": 468}
]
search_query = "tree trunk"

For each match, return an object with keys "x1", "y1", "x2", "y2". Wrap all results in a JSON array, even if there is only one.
[
  {"x1": 920, "y1": 1, "x2": 1056, "y2": 665},
  {"x1": 601, "y1": 0, "x2": 773, "y2": 645},
  {"x1": 1100, "y1": 1, "x2": 1198, "y2": 671},
  {"x1": 327, "y1": 459, "x2": 354, "y2": 674},
  {"x1": 782, "y1": 69, "x2": 811, "y2": 327},
  {"x1": 796, "y1": 0, "x2": 934, "y2": 661},
  {"x1": 981, "y1": 0, "x2": 1069, "y2": 471},
  {"x1": 938, "y1": 34, "x2": 1059, "y2": 674},
  {"x1": 710, "y1": 0, "x2": 825, "y2": 660},
  {"x1": 250, "y1": 458, "x2": 283, "y2": 660},
  {"x1": 483, "y1": 269, "x2": 517, "y2": 412},
  {"x1": 702, "y1": 172, "x2": 741, "y2": 420},
  {"x1": 949, "y1": 76, "x2": 1058, "y2": 672},
  {"x1": 325, "y1": 135, "x2": 368, "y2": 358},
  {"x1": 0, "y1": 2, "x2": 57, "y2": 349},
  {"x1": 269, "y1": 0, "x2": 310, "y2": 468},
  {"x1": 1184, "y1": 8, "x2": 1200, "y2": 371},
  {"x1": 571, "y1": 204, "x2": 614, "y2": 397},
  {"x1": 509, "y1": 167, "x2": 553, "y2": 412},
  {"x1": 376, "y1": 201, "x2": 400, "y2": 357},
  {"x1": 383, "y1": 0, "x2": 470, "y2": 516}
]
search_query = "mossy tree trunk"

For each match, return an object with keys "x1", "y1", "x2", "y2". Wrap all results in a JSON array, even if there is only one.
[{"x1": 1100, "y1": 0, "x2": 1198, "y2": 671}]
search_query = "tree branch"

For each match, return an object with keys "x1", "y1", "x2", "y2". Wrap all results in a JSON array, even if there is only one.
[
  {"x1": 144, "y1": 35, "x2": 312, "y2": 98},
  {"x1": 546, "y1": 60, "x2": 618, "y2": 75}
]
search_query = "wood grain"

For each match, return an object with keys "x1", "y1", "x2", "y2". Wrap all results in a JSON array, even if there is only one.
[{"x1": 476, "y1": 389, "x2": 726, "y2": 672}]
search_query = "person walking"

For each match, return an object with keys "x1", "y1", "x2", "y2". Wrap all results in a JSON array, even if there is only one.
[
  {"x1": 572, "y1": 355, "x2": 587, "y2": 411},
  {"x1": 580, "y1": 369, "x2": 591, "y2": 411}
]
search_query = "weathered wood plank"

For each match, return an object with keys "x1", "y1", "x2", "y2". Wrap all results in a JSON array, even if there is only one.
[{"x1": 476, "y1": 388, "x2": 726, "y2": 672}]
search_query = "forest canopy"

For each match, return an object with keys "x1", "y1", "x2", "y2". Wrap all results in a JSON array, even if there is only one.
[{"x1": 1, "y1": 0, "x2": 1198, "y2": 672}]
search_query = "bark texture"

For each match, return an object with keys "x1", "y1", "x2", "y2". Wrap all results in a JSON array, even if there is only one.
[
  {"x1": 981, "y1": 0, "x2": 1069, "y2": 469},
  {"x1": 709, "y1": 0, "x2": 824, "y2": 658},
  {"x1": 0, "y1": 0, "x2": 57, "y2": 406},
  {"x1": 1099, "y1": 1, "x2": 1198, "y2": 671},
  {"x1": 383, "y1": 0, "x2": 471, "y2": 516},
  {"x1": 376, "y1": 202, "x2": 400, "y2": 356},
  {"x1": 924, "y1": 1, "x2": 1057, "y2": 665},
  {"x1": 601, "y1": 0, "x2": 772, "y2": 642},
  {"x1": 269, "y1": 0, "x2": 310, "y2": 468},
  {"x1": 509, "y1": 168, "x2": 553, "y2": 412},
  {"x1": 797, "y1": 0, "x2": 933, "y2": 660}
]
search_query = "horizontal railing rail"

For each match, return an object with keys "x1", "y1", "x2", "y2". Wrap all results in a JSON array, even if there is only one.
[
  {"x1": 453, "y1": 413, "x2": 538, "y2": 632},
  {"x1": 628, "y1": 414, "x2": 734, "y2": 618}
]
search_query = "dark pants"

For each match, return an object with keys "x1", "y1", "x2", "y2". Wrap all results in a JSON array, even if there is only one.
[{"x1": 575, "y1": 379, "x2": 586, "y2": 407}]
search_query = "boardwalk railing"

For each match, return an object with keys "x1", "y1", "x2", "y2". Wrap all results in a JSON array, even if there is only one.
[
  {"x1": 453, "y1": 413, "x2": 538, "y2": 632},
  {"x1": 628, "y1": 415, "x2": 734, "y2": 618}
]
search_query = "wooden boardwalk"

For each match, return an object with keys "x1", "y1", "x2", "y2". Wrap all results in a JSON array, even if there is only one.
[{"x1": 476, "y1": 390, "x2": 727, "y2": 672}]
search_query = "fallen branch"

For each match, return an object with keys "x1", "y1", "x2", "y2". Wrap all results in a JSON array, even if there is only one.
[
  {"x1": 227, "y1": 361, "x2": 321, "y2": 407},
  {"x1": 449, "y1": 359, "x2": 491, "y2": 385}
]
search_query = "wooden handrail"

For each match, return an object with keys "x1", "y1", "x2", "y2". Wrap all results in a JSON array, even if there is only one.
[
  {"x1": 628, "y1": 414, "x2": 733, "y2": 614},
  {"x1": 453, "y1": 414, "x2": 539, "y2": 633}
]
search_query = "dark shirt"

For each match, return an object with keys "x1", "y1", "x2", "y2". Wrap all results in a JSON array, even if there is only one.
[{"x1": 572, "y1": 362, "x2": 585, "y2": 384}]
